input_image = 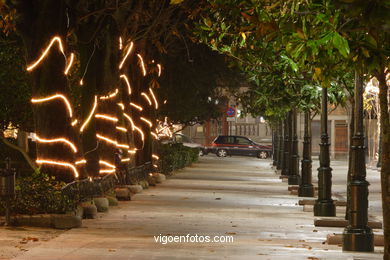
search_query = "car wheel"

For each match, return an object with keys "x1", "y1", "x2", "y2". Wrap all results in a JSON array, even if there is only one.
[
  {"x1": 258, "y1": 151, "x2": 268, "y2": 159},
  {"x1": 217, "y1": 149, "x2": 227, "y2": 157}
]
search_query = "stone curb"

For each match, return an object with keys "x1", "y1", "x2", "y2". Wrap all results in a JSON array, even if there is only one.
[
  {"x1": 326, "y1": 233, "x2": 384, "y2": 246},
  {"x1": 8, "y1": 213, "x2": 82, "y2": 229}
]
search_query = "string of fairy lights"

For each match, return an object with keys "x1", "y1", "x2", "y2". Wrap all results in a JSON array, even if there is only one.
[{"x1": 27, "y1": 35, "x2": 172, "y2": 179}]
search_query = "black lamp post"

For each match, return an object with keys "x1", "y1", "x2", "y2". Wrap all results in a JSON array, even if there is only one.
[
  {"x1": 273, "y1": 125, "x2": 278, "y2": 166},
  {"x1": 289, "y1": 108, "x2": 300, "y2": 185},
  {"x1": 281, "y1": 113, "x2": 291, "y2": 177},
  {"x1": 314, "y1": 86, "x2": 336, "y2": 216},
  {"x1": 276, "y1": 120, "x2": 284, "y2": 171},
  {"x1": 299, "y1": 111, "x2": 315, "y2": 197},
  {"x1": 342, "y1": 71, "x2": 374, "y2": 252}
]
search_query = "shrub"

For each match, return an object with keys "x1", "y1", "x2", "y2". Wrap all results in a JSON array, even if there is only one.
[
  {"x1": 0, "y1": 170, "x2": 77, "y2": 215},
  {"x1": 158, "y1": 143, "x2": 199, "y2": 175}
]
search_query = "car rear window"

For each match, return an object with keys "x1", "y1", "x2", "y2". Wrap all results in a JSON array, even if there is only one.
[{"x1": 215, "y1": 136, "x2": 234, "y2": 144}]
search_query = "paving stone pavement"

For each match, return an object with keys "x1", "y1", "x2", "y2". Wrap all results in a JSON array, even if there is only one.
[{"x1": 0, "y1": 155, "x2": 384, "y2": 260}]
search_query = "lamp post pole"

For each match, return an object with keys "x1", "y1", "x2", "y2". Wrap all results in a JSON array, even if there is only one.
[
  {"x1": 276, "y1": 120, "x2": 284, "y2": 172},
  {"x1": 299, "y1": 111, "x2": 314, "y2": 197},
  {"x1": 281, "y1": 113, "x2": 291, "y2": 177},
  {"x1": 342, "y1": 71, "x2": 374, "y2": 252},
  {"x1": 289, "y1": 108, "x2": 300, "y2": 185},
  {"x1": 314, "y1": 86, "x2": 336, "y2": 216}
]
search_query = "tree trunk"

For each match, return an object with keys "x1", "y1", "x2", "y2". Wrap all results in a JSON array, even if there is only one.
[
  {"x1": 377, "y1": 70, "x2": 390, "y2": 259},
  {"x1": 14, "y1": 0, "x2": 76, "y2": 182}
]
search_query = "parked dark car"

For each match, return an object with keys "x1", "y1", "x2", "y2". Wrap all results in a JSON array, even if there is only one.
[{"x1": 209, "y1": 135, "x2": 272, "y2": 159}]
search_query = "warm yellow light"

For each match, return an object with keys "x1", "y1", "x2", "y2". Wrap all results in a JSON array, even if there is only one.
[
  {"x1": 120, "y1": 74, "x2": 132, "y2": 95},
  {"x1": 35, "y1": 134, "x2": 77, "y2": 153},
  {"x1": 117, "y1": 103, "x2": 125, "y2": 110},
  {"x1": 123, "y1": 113, "x2": 135, "y2": 130},
  {"x1": 130, "y1": 102, "x2": 143, "y2": 111},
  {"x1": 128, "y1": 149, "x2": 137, "y2": 154},
  {"x1": 100, "y1": 89, "x2": 119, "y2": 100},
  {"x1": 96, "y1": 134, "x2": 117, "y2": 146},
  {"x1": 116, "y1": 126, "x2": 128, "y2": 132},
  {"x1": 140, "y1": 117, "x2": 152, "y2": 128},
  {"x1": 71, "y1": 119, "x2": 78, "y2": 126},
  {"x1": 64, "y1": 53, "x2": 75, "y2": 75},
  {"x1": 149, "y1": 88, "x2": 159, "y2": 109},
  {"x1": 36, "y1": 159, "x2": 79, "y2": 178},
  {"x1": 119, "y1": 37, "x2": 123, "y2": 50},
  {"x1": 95, "y1": 114, "x2": 118, "y2": 122},
  {"x1": 79, "y1": 79, "x2": 84, "y2": 86},
  {"x1": 121, "y1": 158, "x2": 130, "y2": 162},
  {"x1": 119, "y1": 42, "x2": 134, "y2": 69},
  {"x1": 164, "y1": 100, "x2": 167, "y2": 104},
  {"x1": 152, "y1": 154, "x2": 160, "y2": 160},
  {"x1": 75, "y1": 159, "x2": 86, "y2": 165},
  {"x1": 141, "y1": 92, "x2": 152, "y2": 106},
  {"x1": 134, "y1": 126, "x2": 145, "y2": 141},
  {"x1": 27, "y1": 36, "x2": 65, "y2": 71},
  {"x1": 157, "y1": 64, "x2": 162, "y2": 77},
  {"x1": 151, "y1": 132, "x2": 158, "y2": 140},
  {"x1": 153, "y1": 164, "x2": 158, "y2": 168},
  {"x1": 99, "y1": 160, "x2": 116, "y2": 169},
  {"x1": 80, "y1": 96, "x2": 98, "y2": 133},
  {"x1": 137, "y1": 54, "x2": 147, "y2": 76},
  {"x1": 117, "y1": 143, "x2": 130, "y2": 149},
  {"x1": 31, "y1": 94, "x2": 73, "y2": 118}
]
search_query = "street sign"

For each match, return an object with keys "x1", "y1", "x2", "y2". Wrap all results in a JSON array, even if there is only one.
[
  {"x1": 226, "y1": 107, "x2": 236, "y2": 117},
  {"x1": 226, "y1": 117, "x2": 235, "y2": 122}
]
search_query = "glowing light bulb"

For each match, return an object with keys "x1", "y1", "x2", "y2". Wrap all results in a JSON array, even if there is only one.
[
  {"x1": 130, "y1": 102, "x2": 143, "y2": 111},
  {"x1": 149, "y1": 88, "x2": 159, "y2": 109},
  {"x1": 36, "y1": 159, "x2": 79, "y2": 178},
  {"x1": 134, "y1": 126, "x2": 145, "y2": 141},
  {"x1": 151, "y1": 132, "x2": 158, "y2": 140},
  {"x1": 140, "y1": 117, "x2": 152, "y2": 128},
  {"x1": 152, "y1": 154, "x2": 159, "y2": 160},
  {"x1": 157, "y1": 64, "x2": 162, "y2": 77},
  {"x1": 116, "y1": 126, "x2": 128, "y2": 132},
  {"x1": 96, "y1": 134, "x2": 117, "y2": 146},
  {"x1": 100, "y1": 89, "x2": 119, "y2": 100},
  {"x1": 121, "y1": 158, "x2": 130, "y2": 162},
  {"x1": 27, "y1": 36, "x2": 65, "y2": 71},
  {"x1": 123, "y1": 113, "x2": 135, "y2": 130},
  {"x1": 119, "y1": 37, "x2": 123, "y2": 50},
  {"x1": 95, "y1": 114, "x2": 118, "y2": 122},
  {"x1": 128, "y1": 149, "x2": 137, "y2": 154},
  {"x1": 141, "y1": 92, "x2": 152, "y2": 106},
  {"x1": 120, "y1": 74, "x2": 132, "y2": 95},
  {"x1": 117, "y1": 103, "x2": 125, "y2": 110},
  {"x1": 119, "y1": 42, "x2": 134, "y2": 69},
  {"x1": 71, "y1": 119, "x2": 78, "y2": 126},
  {"x1": 64, "y1": 53, "x2": 75, "y2": 75},
  {"x1": 31, "y1": 94, "x2": 73, "y2": 118},
  {"x1": 80, "y1": 96, "x2": 98, "y2": 133},
  {"x1": 75, "y1": 159, "x2": 86, "y2": 165},
  {"x1": 79, "y1": 79, "x2": 84, "y2": 86},
  {"x1": 35, "y1": 134, "x2": 77, "y2": 153},
  {"x1": 136, "y1": 54, "x2": 147, "y2": 76}
]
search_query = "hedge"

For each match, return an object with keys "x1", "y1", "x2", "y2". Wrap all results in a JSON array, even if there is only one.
[{"x1": 157, "y1": 143, "x2": 199, "y2": 175}]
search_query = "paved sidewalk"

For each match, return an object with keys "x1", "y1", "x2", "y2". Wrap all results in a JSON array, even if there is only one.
[{"x1": 0, "y1": 156, "x2": 384, "y2": 260}]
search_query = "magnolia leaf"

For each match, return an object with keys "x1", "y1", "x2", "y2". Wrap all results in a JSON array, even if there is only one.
[{"x1": 332, "y1": 32, "x2": 350, "y2": 58}]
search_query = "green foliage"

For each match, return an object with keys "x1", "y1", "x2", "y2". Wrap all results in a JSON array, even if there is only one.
[
  {"x1": 157, "y1": 143, "x2": 199, "y2": 175},
  {"x1": 0, "y1": 36, "x2": 33, "y2": 132},
  {"x1": 0, "y1": 170, "x2": 77, "y2": 215}
]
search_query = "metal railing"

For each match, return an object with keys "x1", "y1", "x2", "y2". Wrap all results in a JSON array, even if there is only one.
[{"x1": 61, "y1": 162, "x2": 154, "y2": 201}]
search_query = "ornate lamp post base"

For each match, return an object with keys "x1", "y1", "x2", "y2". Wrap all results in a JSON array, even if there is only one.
[
  {"x1": 314, "y1": 199, "x2": 336, "y2": 216},
  {"x1": 298, "y1": 183, "x2": 314, "y2": 197},
  {"x1": 343, "y1": 227, "x2": 374, "y2": 252},
  {"x1": 288, "y1": 174, "x2": 299, "y2": 185}
]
